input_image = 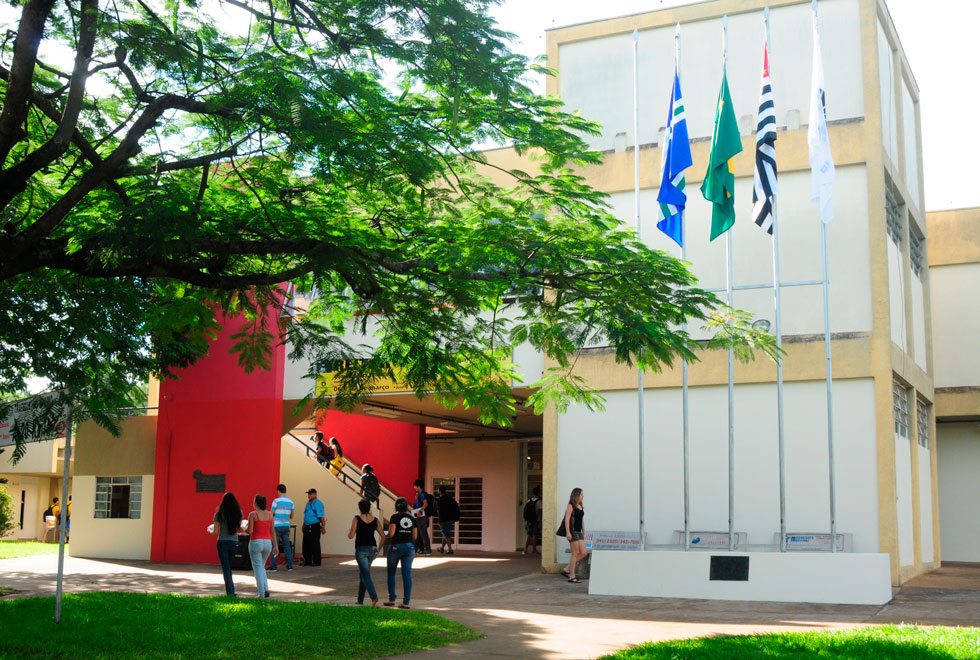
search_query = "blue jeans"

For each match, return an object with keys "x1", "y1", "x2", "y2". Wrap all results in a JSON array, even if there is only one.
[
  {"x1": 386, "y1": 542, "x2": 415, "y2": 605},
  {"x1": 355, "y1": 546, "x2": 379, "y2": 603},
  {"x1": 269, "y1": 527, "x2": 292, "y2": 570},
  {"x1": 216, "y1": 539, "x2": 237, "y2": 596},
  {"x1": 248, "y1": 538, "x2": 273, "y2": 597}
]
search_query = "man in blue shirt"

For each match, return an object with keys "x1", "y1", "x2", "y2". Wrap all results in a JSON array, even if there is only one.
[
  {"x1": 268, "y1": 484, "x2": 294, "y2": 572},
  {"x1": 302, "y1": 488, "x2": 326, "y2": 566}
]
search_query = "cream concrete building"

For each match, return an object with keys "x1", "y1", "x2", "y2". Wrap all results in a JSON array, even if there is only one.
[
  {"x1": 489, "y1": 0, "x2": 938, "y2": 590},
  {"x1": 63, "y1": 0, "x2": 975, "y2": 604},
  {"x1": 929, "y1": 207, "x2": 980, "y2": 564},
  {"x1": 1, "y1": 438, "x2": 73, "y2": 541}
]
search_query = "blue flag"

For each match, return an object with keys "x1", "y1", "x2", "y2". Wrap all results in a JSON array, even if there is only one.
[{"x1": 656, "y1": 69, "x2": 693, "y2": 247}]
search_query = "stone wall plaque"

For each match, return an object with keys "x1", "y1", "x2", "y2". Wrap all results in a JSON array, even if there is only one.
[{"x1": 193, "y1": 470, "x2": 226, "y2": 493}]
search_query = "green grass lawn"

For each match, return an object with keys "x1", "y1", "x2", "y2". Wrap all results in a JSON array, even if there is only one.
[
  {"x1": 600, "y1": 625, "x2": 980, "y2": 659},
  {"x1": 0, "y1": 592, "x2": 478, "y2": 659},
  {"x1": 0, "y1": 540, "x2": 66, "y2": 559}
]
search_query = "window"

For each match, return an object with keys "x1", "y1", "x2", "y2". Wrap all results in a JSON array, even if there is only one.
[
  {"x1": 893, "y1": 380, "x2": 909, "y2": 438},
  {"x1": 95, "y1": 476, "x2": 142, "y2": 519},
  {"x1": 909, "y1": 227, "x2": 924, "y2": 279},
  {"x1": 916, "y1": 398, "x2": 930, "y2": 449},
  {"x1": 885, "y1": 189, "x2": 903, "y2": 246}
]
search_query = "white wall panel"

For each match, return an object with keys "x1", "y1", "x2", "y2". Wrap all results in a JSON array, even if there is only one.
[
  {"x1": 554, "y1": 378, "x2": 879, "y2": 560},
  {"x1": 559, "y1": 0, "x2": 864, "y2": 151}
]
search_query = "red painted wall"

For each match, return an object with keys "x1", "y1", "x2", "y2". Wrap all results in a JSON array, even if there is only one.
[
  {"x1": 315, "y1": 410, "x2": 424, "y2": 501},
  {"x1": 151, "y1": 311, "x2": 285, "y2": 564}
]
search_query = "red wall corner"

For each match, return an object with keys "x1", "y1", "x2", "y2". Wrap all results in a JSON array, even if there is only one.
[{"x1": 151, "y1": 310, "x2": 285, "y2": 564}]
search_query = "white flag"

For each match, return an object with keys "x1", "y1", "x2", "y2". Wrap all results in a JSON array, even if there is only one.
[{"x1": 808, "y1": 14, "x2": 835, "y2": 223}]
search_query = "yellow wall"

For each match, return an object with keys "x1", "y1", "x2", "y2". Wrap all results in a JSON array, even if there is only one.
[{"x1": 74, "y1": 417, "x2": 157, "y2": 477}]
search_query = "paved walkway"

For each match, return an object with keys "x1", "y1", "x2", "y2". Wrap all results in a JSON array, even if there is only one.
[{"x1": 2, "y1": 552, "x2": 980, "y2": 659}]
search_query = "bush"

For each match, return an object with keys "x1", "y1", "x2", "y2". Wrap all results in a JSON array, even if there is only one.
[{"x1": 0, "y1": 484, "x2": 15, "y2": 538}]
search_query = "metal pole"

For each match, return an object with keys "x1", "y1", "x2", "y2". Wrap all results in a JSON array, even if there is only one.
[
  {"x1": 676, "y1": 23, "x2": 691, "y2": 552},
  {"x1": 633, "y1": 28, "x2": 646, "y2": 552},
  {"x1": 763, "y1": 7, "x2": 788, "y2": 554},
  {"x1": 821, "y1": 222, "x2": 838, "y2": 551},
  {"x1": 721, "y1": 14, "x2": 736, "y2": 553},
  {"x1": 813, "y1": 0, "x2": 837, "y2": 554},
  {"x1": 54, "y1": 403, "x2": 72, "y2": 623}
]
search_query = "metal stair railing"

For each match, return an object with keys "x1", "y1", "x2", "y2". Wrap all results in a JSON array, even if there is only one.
[{"x1": 287, "y1": 432, "x2": 399, "y2": 513}]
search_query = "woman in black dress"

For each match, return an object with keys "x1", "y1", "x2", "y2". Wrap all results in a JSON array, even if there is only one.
[{"x1": 562, "y1": 487, "x2": 586, "y2": 583}]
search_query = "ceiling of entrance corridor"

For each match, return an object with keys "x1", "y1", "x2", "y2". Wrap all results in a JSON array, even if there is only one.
[{"x1": 284, "y1": 388, "x2": 542, "y2": 440}]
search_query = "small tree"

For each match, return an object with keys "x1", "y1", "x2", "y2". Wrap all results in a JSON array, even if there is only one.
[{"x1": 0, "y1": 484, "x2": 16, "y2": 539}]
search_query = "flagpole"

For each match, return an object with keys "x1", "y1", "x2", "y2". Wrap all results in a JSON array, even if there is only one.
[
  {"x1": 54, "y1": 401, "x2": 72, "y2": 623},
  {"x1": 675, "y1": 22, "x2": 691, "y2": 552},
  {"x1": 763, "y1": 7, "x2": 788, "y2": 554},
  {"x1": 633, "y1": 27, "x2": 647, "y2": 552},
  {"x1": 722, "y1": 14, "x2": 736, "y2": 553},
  {"x1": 812, "y1": 0, "x2": 838, "y2": 553}
]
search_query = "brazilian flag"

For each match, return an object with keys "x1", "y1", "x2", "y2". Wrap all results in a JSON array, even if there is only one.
[{"x1": 701, "y1": 67, "x2": 743, "y2": 241}]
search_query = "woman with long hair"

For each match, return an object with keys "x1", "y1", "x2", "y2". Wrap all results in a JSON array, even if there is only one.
[
  {"x1": 328, "y1": 436, "x2": 346, "y2": 475},
  {"x1": 562, "y1": 488, "x2": 586, "y2": 584},
  {"x1": 209, "y1": 492, "x2": 242, "y2": 596},
  {"x1": 347, "y1": 498, "x2": 384, "y2": 606},
  {"x1": 382, "y1": 497, "x2": 417, "y2": 609},
  {"x1": 245, "y1": 493, "x2": 278, "y2": 598}
]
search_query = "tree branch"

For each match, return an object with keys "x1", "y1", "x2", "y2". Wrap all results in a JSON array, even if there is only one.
[
  {"x1": 0, "y1": 0, "x2": 57, "y2": 166},
  {"x1": 0, "y1": 0, "x2": 99, "y2": 207}
]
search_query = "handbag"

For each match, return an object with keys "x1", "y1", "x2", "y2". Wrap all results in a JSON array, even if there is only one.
[{"x1": 556, "y1": 518, "x2": 567, "y2": 537}]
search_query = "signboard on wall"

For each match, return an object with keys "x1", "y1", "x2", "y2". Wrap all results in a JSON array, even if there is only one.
[
  {"x1": 775, "y1": 532, "x2": 852, "y2": 552},
  {"x1": 0, "y1": 393, "x2": 67, "y2": 449},
  {"x1": 585, "y1": 530, "x2": 642, "y2": 551}
]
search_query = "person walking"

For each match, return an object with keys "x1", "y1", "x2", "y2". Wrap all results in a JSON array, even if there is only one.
[
  {"x1": 562, "y1": 488, "x2": 586, "y2": 584},
  {"x1": 522, "y1": 485, "x2": 543, "y2": 555},
  {"x1": 41, "y1": 497, "x2": 59, "y2": 543},
  {"x1": 412, "y1": 479, "x2": 433, "y2": 556},
  {"x1": 209, "y1": 492, "x2": 243, "y2": 597},
  {"x1": 347, "y1": 498, "x2": 384, "y2": 606},
  {"x1": 360, "y1": 464, "x2": 381, "y2": 506},
  {"x1": 383, "y1": 497, "x2": 417, "y2": 609},
  {"x1": 302, "y1": 488, "x2": 326, "y2": 566},
  {"x1": 313, "y1": 432, "x2": 330, "y2": 466},
  {"x1": 245, "y1": 494, "x2": 278, "y2": 598},
  {"x1": 268, "y1": 484, "x2": 294, "y2": 573},
  {"x1": 328, "y1": 437, "x2": 345, "y2": 475},
  {"x1": 435, "y1": 485, "x2": 459, "y2": 555}
]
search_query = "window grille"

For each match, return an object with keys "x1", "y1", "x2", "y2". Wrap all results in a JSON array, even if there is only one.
[
  {"x1": 916, "y1": 398, "x2": 930, "y2": 449},
  {"x1": 910, "y1": 229, "x2": 924, "y2": 278},
  {"x1": 886, "y1": 190, "x2": 903, "y2": 246},
  {"x1": 95, "y1": 476, "x2": 142, "y2": 519},
  {"x1": 893, "y1": 380, "x2": 909, "y2": 438}
]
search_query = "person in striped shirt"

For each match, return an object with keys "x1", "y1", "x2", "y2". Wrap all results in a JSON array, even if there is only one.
[{"x1": 268, "y1": 484, "x2": 295, "y2": 572}]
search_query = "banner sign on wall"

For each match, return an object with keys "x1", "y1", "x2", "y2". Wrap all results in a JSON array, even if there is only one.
[
  {"x1": 585, "y1": 530, "x2": 643, "y2": 551},
  {"x1": 0, "y1": 393, "x2": 67, "y2": 449}
]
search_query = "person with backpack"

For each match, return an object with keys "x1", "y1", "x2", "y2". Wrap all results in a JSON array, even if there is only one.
[
  {"x1": 522, "y1": 485, "x2": 543, "y2": 555},
  {"x1": 313, "y1": 432, "x2": 330, "y2": 466},
  {"x1": 435, "y1": 485, "x2": 460, "y2": 555},
  {"x1": 360, "y1": 464, "x2": 381, "y2": 506},
  {"x1": 412, "y1": 479, "x2": 433, "y2": 556},
  {"x1": 41, "y1": 497, "x2": 59, "y2": 543}
]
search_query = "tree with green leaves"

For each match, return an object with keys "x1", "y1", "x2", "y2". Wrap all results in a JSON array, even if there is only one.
[
  {"x1": 0, "y1": 484, "x2": 15, "y2": 538},
  {"x1": 0, "y1": 0, "x2": 778, "y2": 457}
]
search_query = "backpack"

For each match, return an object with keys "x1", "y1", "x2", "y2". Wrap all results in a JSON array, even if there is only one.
[
  {"x1": 523, "y1": 497, "x2": 539, "y2": 523},
  {"x1": 43, "y1": 506, "x2": 53, "y2": 520},
  {"x1": 362, "y1": 473, "x2": 380, "y2": 499},
  {"x1": 439, "y1": 496, "x2": 460, "y2": 522}
]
